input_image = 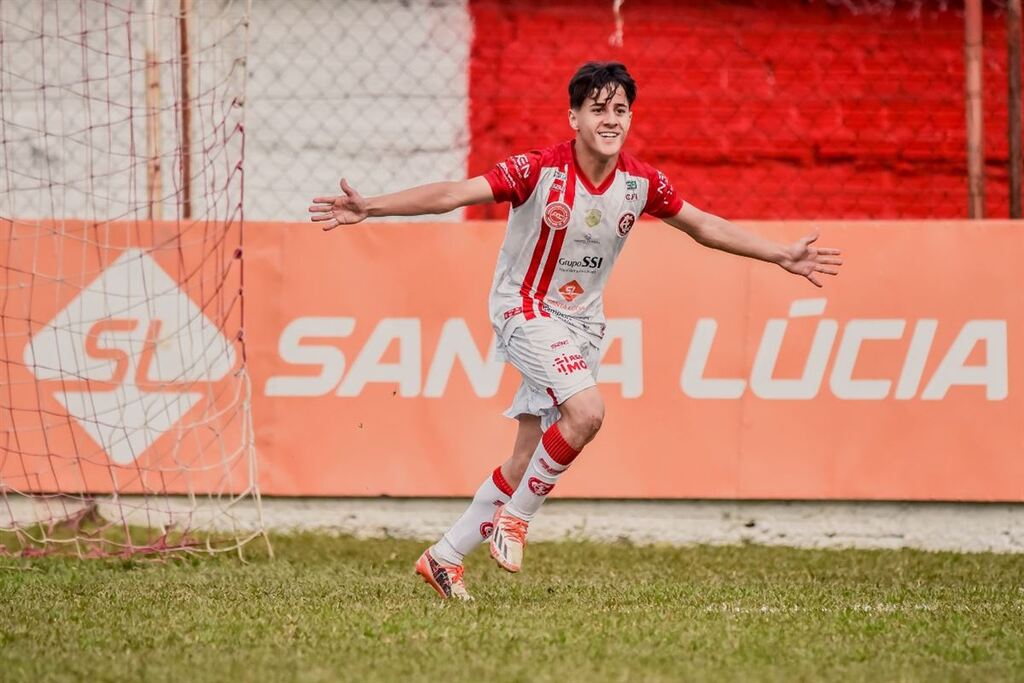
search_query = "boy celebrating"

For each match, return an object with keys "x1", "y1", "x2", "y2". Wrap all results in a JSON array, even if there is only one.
[{"x1": 309, "y1": 62, "x2": 842, "y2": 600}]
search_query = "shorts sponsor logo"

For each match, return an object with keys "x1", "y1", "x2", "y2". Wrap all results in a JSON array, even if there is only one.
[
  {"x1": 558, "y1": 280, "x2": 584, "y2": 302},
  {"x1": 617, "y1": 212, "x2": 636, "y2": 237},
  {"x1": 545, "y1": 201, "x2": 572, "y2": 230},
  {"x1": 527, "y1": 477, "x2": 555, "y2": 496},
  {"x1": 503, "y1": 306, "x2": 523, "y2": 320},
  {"x1": 584, "y1": 209, "x2": 602, "y2": 227},
  {"x1": 553, "y1": 352, "x2": 588, "y2": 375},
  {"x1": 480, "y1": 521, "x2": 495, "y2": 539}
]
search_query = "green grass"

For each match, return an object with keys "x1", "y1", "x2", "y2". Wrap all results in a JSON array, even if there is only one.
[{"x1": 1, "y1": 534, "x2": 1022, "y2": 682}]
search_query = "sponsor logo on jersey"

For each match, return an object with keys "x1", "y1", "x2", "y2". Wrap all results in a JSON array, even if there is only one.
[
  {"x1": 557, "y1": 256, "x2": 604, "y2": 273},
  {"x1": 497, "y1": 161, "x2": 515, "y2": 188},
  {"x1": 551, "y1": 339, "x2": 570, "y2": 350},
  {"x1": 551, "y1": 171, "x2": 567, "y2": 195},
  {"x1": 584, "y1": 209, "x2": 602, "y2": 227},
  {"x1": 617, "y1": 212, "x2": 636, "y2": 237},
  {"x1": 553, "y1": 352, "x2": 588, "y2": 376},
  {"x1": 511, "y1": 154, "x2": 532, "y2": 179},
  {"x1": 625, "y1": 192, "x2": 639, "y2": 201},
  {"x1": 656, "y1": 170, "x2": 670, "y2": 196},
  {"x1": 548, "y1": 301, "x2": 585, "y2": 313},
  {"x1": 626, "y1": 179, "x2": 638, "y2": 190},
  {"x1": 558, "y1": 280, "x2": 584, "y2": 302},
  {"x1": 574, "y1": 232, "x2": 601, "y2": 246},
  {"x1": 527, "y1": 477, "x2": 555, "y2": 496},
  {"x1": 545, "y1": 201, "x2": 572, "y2": 230},
  {"x1": 503, "y1": 306, "x2": 523, "y2": 320}
]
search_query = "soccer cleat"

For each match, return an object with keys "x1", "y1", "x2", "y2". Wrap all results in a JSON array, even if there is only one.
[
  {"x1": 489, "y1": 504, "x2": 529, "y2": 573},
  {"x1": 414, "y1": 548, "x2": 472, "y2": 601}
]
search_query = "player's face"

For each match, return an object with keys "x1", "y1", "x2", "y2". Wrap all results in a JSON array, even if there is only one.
[{"x1": 569, "y1": 84, "x2": 632, "y2": 159}]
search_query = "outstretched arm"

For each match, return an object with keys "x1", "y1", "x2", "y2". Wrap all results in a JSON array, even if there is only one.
[
  {"x1": 663, "y1": 202, "x2": 843, "y2": 288},
  {"x1": 309, "y1": 176, "x2": 495, "y2": 230}
]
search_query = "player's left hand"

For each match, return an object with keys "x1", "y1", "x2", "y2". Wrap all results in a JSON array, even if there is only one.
[{"x1": 777, "y1": 233, "x2": 843, "y2": 287}]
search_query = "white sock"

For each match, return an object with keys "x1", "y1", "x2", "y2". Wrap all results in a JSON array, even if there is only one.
[
  {"x1": 505, "y1": 423, "x2": 580, "y2": 522},
  {"x1": 431, "y1": 466, "x2": 515, "y2": 565}
]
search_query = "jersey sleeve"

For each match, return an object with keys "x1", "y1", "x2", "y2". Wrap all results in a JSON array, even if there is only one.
[
  {"x1": 642, "y1": 167, "x2": 684, "y2": 219},
  {"x1": 483, "y1": 150, "x2": 543, "y2": 208}
]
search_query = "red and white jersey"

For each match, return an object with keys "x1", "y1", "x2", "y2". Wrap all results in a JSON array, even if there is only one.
[{"x1": 483, "y1": 140, "x2": 683, "y2": 344}]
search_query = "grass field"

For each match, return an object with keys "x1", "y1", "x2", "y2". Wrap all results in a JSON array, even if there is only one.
[{"x1": 1, "y1": 534, "x2": 1022, "y2": 682}]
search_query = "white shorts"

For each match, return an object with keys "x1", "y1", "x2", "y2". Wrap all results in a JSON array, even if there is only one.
[{"x1": 499, "y1": 317, "x2": 601, "y2": 429}]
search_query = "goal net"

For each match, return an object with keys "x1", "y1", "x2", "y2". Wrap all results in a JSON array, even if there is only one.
[{"x1": 0, "y1": 0, "x2": 265, "y2": 556}]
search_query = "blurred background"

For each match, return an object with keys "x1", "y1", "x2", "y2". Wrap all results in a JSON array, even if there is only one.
[{"x1": 4, "y1": 0, "x2": 1021, "y2": 222}]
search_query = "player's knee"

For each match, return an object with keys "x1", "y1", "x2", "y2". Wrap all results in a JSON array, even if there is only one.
[
  {"x1": 578, "y1": 410, "x2": 603, "y2": 442},
  {"x1": 561, "y1": 391, "x2": 604, "y2": 444}
]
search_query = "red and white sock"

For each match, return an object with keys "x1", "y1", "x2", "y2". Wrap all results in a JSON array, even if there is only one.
[
  {"x1": 505, "y1": 423, "x2": 580, "y2": 522},
  {"x1": 432, "y1": 466, "x2": 515, "y2": 565}
]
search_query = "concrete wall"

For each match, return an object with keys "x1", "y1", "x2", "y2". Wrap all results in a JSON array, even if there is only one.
[{"x1": 0, "y1": 0, "x2": 470, "y2": 222}]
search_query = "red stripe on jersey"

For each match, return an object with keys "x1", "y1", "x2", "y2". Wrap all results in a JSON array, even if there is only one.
[
  {"x1": 532, "y1": 161, "x2": 577, "y2": 313},
  {"x1": 521, "y1": 165, "x2": 569, "y2": 320},
  {"x1": 519, "y1": 222, "x2": 550, "y2": 320}
]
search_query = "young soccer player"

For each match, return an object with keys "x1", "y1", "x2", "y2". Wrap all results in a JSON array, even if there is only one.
[{"x1": 309, "y1": 62, "x2": 842, "y2": 600}]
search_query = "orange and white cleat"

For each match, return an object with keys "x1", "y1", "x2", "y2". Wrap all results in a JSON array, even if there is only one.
[
  {"x1": 489, "y1": 504, "x2": 529, "y2": 573},
  {"x1": 415, "y1": 548, "x2": 473, "y2": 601}
]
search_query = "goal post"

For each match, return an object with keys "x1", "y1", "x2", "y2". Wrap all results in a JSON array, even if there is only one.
[{"x1": 0, "y1": 0, "x2": 265, "y2": 557}]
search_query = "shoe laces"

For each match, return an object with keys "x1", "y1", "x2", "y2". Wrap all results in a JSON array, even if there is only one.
[
  {"x1": 446, "y1": 563, "x2": 465, "y2": 585},
  {"x1": 499, "y1": 512, "x2": 529, "y2": 545}
]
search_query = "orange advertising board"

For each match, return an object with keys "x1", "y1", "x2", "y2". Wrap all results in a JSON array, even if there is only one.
[
  {"x1": 3, "y1": 220, "x2": 1020, "y2": 500},
  {"x1": 243, "y1": 220, "x2": 1020, "y2": 501}
]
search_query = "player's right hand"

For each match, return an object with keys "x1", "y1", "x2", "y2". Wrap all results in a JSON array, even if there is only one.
[{"x1": 309, "y1": 178, "x2": 368, "y2": 230}]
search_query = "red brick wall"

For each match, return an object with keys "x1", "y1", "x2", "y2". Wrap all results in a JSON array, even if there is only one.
[{"x1": 467, "y1": 0, "x2": 1015, "y2": 220}]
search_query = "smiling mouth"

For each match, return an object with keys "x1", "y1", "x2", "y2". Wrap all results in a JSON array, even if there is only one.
[{"x1": 598, "y1": 132, "x2": 620, "y2": 139}]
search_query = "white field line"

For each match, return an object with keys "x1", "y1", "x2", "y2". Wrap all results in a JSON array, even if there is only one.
[{"x1": 703, "y1": 602, "x2": 1024, "y2": 614}]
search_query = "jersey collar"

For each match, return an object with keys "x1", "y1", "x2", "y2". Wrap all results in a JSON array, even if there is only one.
[{"x1": 571, "y1": 140, "x2": 620, "y2": 196}]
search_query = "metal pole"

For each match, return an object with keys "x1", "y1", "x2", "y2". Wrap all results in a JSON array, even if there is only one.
[
  {"x1": 1008, "y1": 0, "x2": 1022, "y2": 218},
  {"x1": 965, "y1": 0, "x2": 985, "y2": 218},
  {"x1": 146, "y1": 0, "x2": 163, "y2": 220},
  {"x1": 179, "y1": 0, "x2": 192, "y2": 219}
]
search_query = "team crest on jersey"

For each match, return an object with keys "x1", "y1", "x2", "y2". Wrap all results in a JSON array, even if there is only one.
[
  {"x1": 584, "y1": 209, "x2": 602, "y2": 227},
  {"x1": 545, "y1": 201, "x2": 572, "y2": 230},
  {"x1": 616, "y1": 211, "x2": 636, "y2": 237}
]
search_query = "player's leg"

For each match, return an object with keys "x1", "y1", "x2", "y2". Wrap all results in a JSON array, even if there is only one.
[
  {"x1": 498, "y1": 413, "x2": 543, "y2": 488},
  {"x1": 490, "y1": 321, "x2": 604, "y2": 573},
  {"x1": 415, "y1": 414, "x2": 541, "y2": 600}
]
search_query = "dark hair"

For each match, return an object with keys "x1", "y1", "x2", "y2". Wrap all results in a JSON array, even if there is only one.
[{"x1": 568, "y1": 62, "x2": 637, "y2": 109}]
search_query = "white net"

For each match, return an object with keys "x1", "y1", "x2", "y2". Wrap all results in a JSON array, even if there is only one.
[{"x1": 0, "y1": 0, "x2": 266, "y2": 556}]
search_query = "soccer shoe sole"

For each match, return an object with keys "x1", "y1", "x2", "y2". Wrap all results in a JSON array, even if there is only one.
[{"x1": 489, "y1": 539, "x2": 521, "y2": 574}]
